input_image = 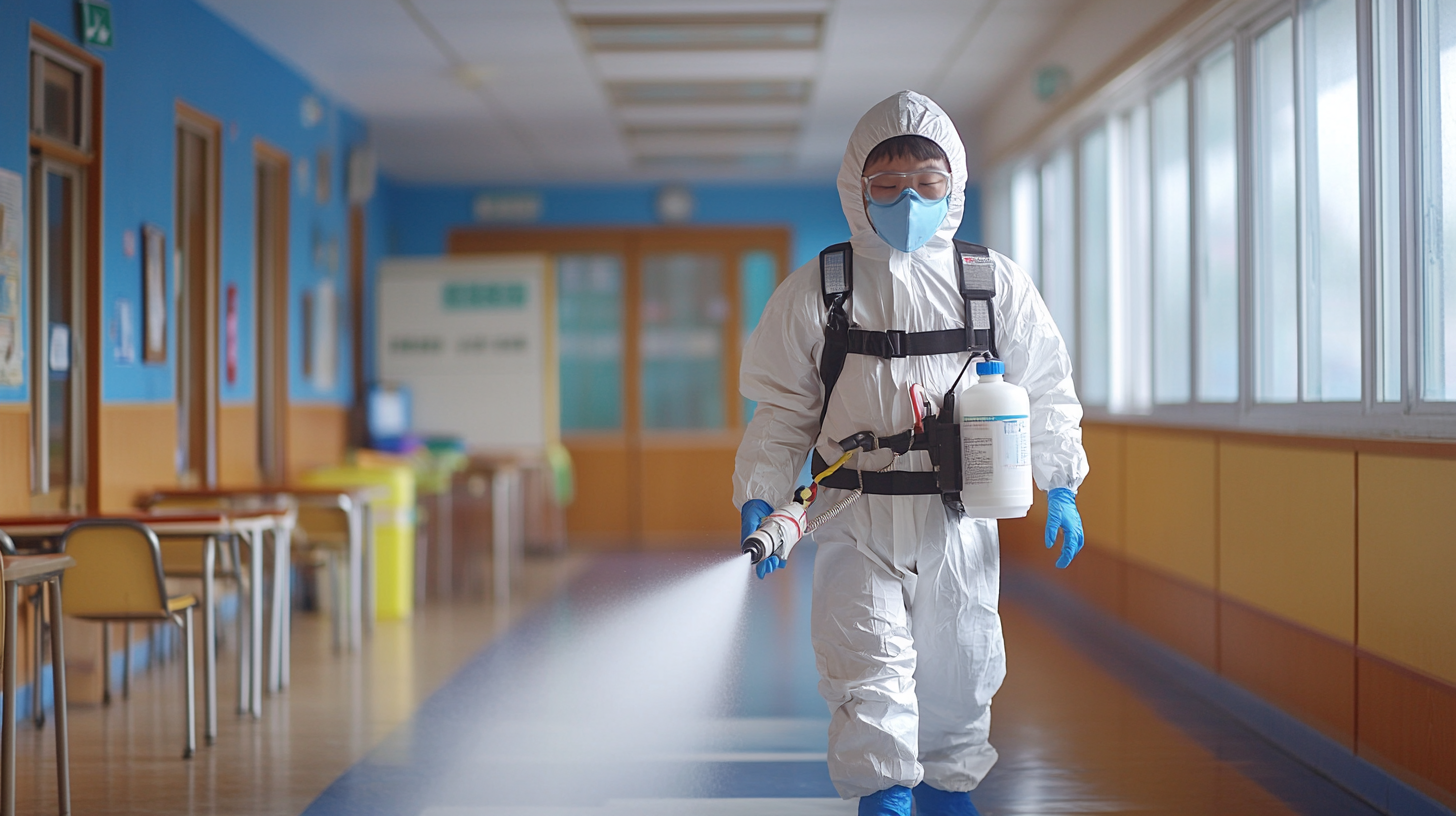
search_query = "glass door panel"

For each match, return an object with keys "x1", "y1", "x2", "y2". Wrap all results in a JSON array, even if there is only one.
[
  {"x1": 640, "y1": 252, "x2": 726, "y2": 430},
  {"x1": 31, "y1": 160, "x2": 83, "y2": 512},
  {"x1": 558, "y1": 254, "x2": 624, "y2": 432}
]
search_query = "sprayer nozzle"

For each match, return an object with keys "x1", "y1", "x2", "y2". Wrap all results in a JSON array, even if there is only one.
[{"x1": 741, "y1": 536, "x2": 767, "y2": 564}]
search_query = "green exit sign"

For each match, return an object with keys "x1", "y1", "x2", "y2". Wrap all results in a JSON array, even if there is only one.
[{"x1": 79, "y1": 0, "x2": 113, "y2": 48}]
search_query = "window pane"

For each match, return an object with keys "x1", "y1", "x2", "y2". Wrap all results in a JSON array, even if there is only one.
[
  {"x1": 1305, "y1": 0, "x2": 1363, "y2": 401},
  {"x1": 740, "y1": 250, "x2": 778, "y2": 423},
  {"x1": 1197, "y1": 45, "x2": 1240, "y2": 403},
  {"x1": 1041, "y1": 148, "x2": 1077, "y2": 362},
  {"x1": 1080, "y1": 126, "x2": 1110, "y2": 406},
  {"x1": 1011, "y1": 163, "x2": 1041, "y2": 285},
  {"x1": 1153, "y1": 78, "x2": 1192, "y2": 403},
  {"x1": 1376, "y1": 0, "x2": 1403, "y2": 401},
  {"x1": 641, "y1": 252, "x2": 725, "y2": 429},
  {"x1": 1420, "y1": 0, "x2": 1456, "y2": 400},
  {"x1": 557, "y1": 255, "x2": 623, "y2": 431},
  {"x1": 38, "y1": 57, "x2": 81, "y2": 146},
  {"x1": 1113, "y1": 105, "x2": 1154, "y2": 413},
  {"x1": 1254, "y1": 19, "x2": 1299, "y2": 403}
]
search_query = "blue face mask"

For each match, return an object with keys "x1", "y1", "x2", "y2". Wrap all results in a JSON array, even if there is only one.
[{"x1": 866, "y1": 188, "x2": 949, "y2": 253}]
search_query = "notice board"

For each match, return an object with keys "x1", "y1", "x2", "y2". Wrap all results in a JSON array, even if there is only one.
[{"x1": 377, "y1": 255, "x2": 557, "y2": 453}]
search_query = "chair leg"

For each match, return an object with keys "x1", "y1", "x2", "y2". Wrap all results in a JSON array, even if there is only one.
[
  {"x1": 48, "y1": 579, "x2": 70, "y2": 816},
  {"x1": 236, "y1": 542, "x2": 250, "y2": 716},
  {"x1": 328, "y1": 552, "x2": 343, "y2": 653},
  {"x1": 101, "y1": 624, "x2": 111, "y2": 706},
  {"x1": 122, "y1": 623, "x2": 132, "y2": 699},
  {"x1": 202, "y1": 537, "x2": 217, "y2": 745},
  {"x1": 3, "y1": 582, "x2": 19, "y2": 816},
  {"x1": 181, "y1": 609, "x2": 196, "y2": 759},
  {"x1": 32, "y1": 588, "x2": 45, "y2": 728}
]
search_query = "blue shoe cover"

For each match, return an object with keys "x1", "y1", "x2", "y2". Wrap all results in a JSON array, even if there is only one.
[
  {"x1": 912, "y1": 782, "x2": 981, "y2": 816},
  {"x1": 859, "y1": 785, "x2": 913, "y2": 816}
]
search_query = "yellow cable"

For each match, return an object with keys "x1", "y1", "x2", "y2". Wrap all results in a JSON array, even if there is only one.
[{"x1": 813, "y1": 450, "x2": 855, "y2": 484}]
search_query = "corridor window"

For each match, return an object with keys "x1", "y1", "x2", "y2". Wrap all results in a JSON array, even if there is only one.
[
  {"x1": 1152, "y1": 78, "x2": 1192, "y2": 404},
  {"x1": 1420, "y1": 0, "x2": 1456, "y2": 401},
  {"x1": 1112, "y1": 105, "x2": 1154, "y2": 414},
  {"x1": 1041, "y1": 148, "x2": 1077, "y2": 362},
  {"x1": 1011, "y1": 163, "x2": 1041, "y2": 286},
  {"x1": 1080, "y1": 126, "x2": 1111, "y2": 406},
  {"x1": 1304, "y1": 0, "x2": 1362, "y2": 402},
  {"x1": 1253, "y1": 19, "x2": 1299, "y2": 403},
  {"x1": 1376, "y1": 0, "x2": 1404, "y2": 402},
  {"x1": 1196, "y1": 46, "x2": 1240, "y2": 403}
]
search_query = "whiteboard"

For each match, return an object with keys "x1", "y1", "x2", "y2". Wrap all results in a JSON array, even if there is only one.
[{"x1": 377, "y1": 255, "x2": 557, "y2": 453}]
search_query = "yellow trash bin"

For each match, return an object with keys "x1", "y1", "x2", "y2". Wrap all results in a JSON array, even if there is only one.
[{"x1": 302, "y1": 462, "x2": 416, "y2": 621}]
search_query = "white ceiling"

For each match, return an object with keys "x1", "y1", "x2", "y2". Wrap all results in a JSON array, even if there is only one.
[{"x1": 199, "y1": 0, "x2": 1088, "y2": 184}]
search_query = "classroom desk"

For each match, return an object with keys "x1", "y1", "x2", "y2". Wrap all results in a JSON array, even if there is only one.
[
  {"x1": 0, "y1": 510, "x2": 292, "y2": 743},
  {"x1": 0, "y1": 552, "x2": 73, "y2": 816},
  {"x1": 145, "y1": 485, "x2": 383, "y2": 655}
]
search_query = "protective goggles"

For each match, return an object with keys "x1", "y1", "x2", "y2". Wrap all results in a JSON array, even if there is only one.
[{"x1": 861, "y1": 169, "x2": 952, "y2": 206}]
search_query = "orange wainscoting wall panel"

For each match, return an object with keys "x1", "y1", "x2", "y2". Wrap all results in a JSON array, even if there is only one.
[
  {"x1": 98, "y1": 403, "x2": 178, "y2": 513},
  {"x1": 0, "y1": 405, "x2": 30, "y2": 514},
  {"x1": 218, "y1": 403, "x2": 260, "y2": 487},
  {"x1": 286, "y1": 403, "x2": 348, "y2": 481},
  {"x1": 1007, "y1": 421, "x2": 1456, "y2": 808}
]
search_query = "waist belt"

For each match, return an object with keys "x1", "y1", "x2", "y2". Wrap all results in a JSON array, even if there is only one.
[{"x1": 812, "y1": 450, "x2": 940, "y2": 495}]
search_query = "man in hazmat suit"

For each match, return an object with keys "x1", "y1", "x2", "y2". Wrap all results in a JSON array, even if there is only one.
[{"x1": 733, "y1": 91, "x2": 1088, "y2": 816}]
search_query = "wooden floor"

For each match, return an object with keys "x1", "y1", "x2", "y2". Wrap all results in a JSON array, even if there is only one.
[
  {"x1": 7, "y1": 546, "x2": 1397, "y2": 815},
  {"x1": 10, "y1": 555, "x2": 588, "y2": 816}
]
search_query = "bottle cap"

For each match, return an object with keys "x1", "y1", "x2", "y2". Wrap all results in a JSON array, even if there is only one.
[{"x1": 976, "y1": 360, "x2": 1005, "y2": 376}]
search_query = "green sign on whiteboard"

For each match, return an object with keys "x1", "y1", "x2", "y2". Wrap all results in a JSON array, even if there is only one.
[{"x1": 79, "y1": 0, "x2": 113, "y2": 48}]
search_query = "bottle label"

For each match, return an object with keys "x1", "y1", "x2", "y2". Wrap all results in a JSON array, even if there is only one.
[{"x1": 961, "y1": 415, "x2": 1030, "y2": 486}]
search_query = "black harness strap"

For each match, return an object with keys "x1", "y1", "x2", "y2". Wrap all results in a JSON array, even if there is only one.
[{"x1": 814, "y1": 239, "x2": 998, "y2": 496}]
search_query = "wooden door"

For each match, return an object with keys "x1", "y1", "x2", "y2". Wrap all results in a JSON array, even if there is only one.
[{"x1": 448, "y1": 226, "x2": 789, "y2": 548}]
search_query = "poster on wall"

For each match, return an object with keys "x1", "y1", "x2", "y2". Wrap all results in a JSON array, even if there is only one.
[
  {"x1": 377, "y1": 255, "x2": 557, "y2": 453},
  {"x1": 312, "y1": 279, "x2": 337, "y2": 390},
  {"x1": 142, "y1": 224, "x2": 167, "y2": 363},
  {"x1": 0, "y1": 169, "x2": 24, "y2": 385}
]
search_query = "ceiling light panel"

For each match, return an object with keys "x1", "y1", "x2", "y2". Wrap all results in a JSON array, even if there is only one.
[
  {"x1": 593, "y1": 49, "x2": 818, "y2": 81},
  {"x1": 615, "y1": 103, "x2": 805, "y2": 126},
  {"x1": 636, "y1": 153, "x2": 793, "y2": 171},
  {"x1": 578, "y1": 14, "x2": 822, "y2": 51},
  {"x1": 608, "y1": 80, "x2": 810, "y2": 106}
]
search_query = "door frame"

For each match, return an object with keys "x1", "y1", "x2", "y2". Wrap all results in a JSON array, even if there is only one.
[
  {"x1": 447, "y1": 225, "x2": 791, "y2": 545},
  {"x1": 254, "y1": 140, "x2": 290, "y2": 485},
  {"x1": 174, "y1": 102, "x2": 222, "y2": 487},
  {"x1": 29, "y1": 24, "x2": 103, "y2": 512}
]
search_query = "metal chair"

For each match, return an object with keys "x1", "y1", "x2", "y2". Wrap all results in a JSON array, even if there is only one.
[
  {"x1": 59, "y1": 520, "x2": 200, "y2": 759},
  {"x1": 293, "y1": 496, "x2": 362, "y2": 652}
]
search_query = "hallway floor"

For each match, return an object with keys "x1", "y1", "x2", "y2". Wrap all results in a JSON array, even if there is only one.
[{"x1": 14, "y1": 546, "x2": 1387, "y2": 815}]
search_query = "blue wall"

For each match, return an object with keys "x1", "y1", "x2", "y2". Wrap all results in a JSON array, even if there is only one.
[
  {"x1": 0, "y1": 0, "x2": 371, "y2": 407},
  {"x1": 385, "y1": 181, "x2": 983, "y2": 270}
]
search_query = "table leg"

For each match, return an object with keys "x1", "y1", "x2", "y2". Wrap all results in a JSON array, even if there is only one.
[
  {"x1": 348, "y1": 508, "x2": 363, "y2": 653},
  {"x1": 492, "y1": 471, "x2": 511, "y2": 609},
  {"x1": 235, "y1": 536, "x2": 249, "y2": 716},
  {"x1": 202, "y1": 536, "x2": 217, "y2": 744},
  {"x1": 3, "y1": 583, "x2": 18, "y2": 816},
  {"x1": 250, "y1": 529, "x2": 264, "y2": 716},
  {"x1": 268, "y1": 527, "x2": 285, "y2": 694},
  {"x1": 362, "y1": 503, "x2": 375, "y2": 636},
  {"x1": 437, "y1": 488, "x2": 452, "y2": 600},
  {"x1": 278, "y1": 526, "x2": 291, "y2": 688},
  {"x1": 31, "y1": 588, "x2": 44, "y2": 728},
  {"x1": 48, "y1": 579, "x2": 70, "y2": 816}
]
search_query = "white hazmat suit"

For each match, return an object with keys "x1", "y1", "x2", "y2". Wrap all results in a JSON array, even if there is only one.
[{"x1": 733, "y1": 91, "x2": 1088, "y2": 799}]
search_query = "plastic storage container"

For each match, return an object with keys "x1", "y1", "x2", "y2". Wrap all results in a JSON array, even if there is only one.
[
  {"x1": 302, "y1": 461, "x2": 417, "y2": 620},
  {"x1": 959, "y1": 360, "x2": 1033, "y2": 518}
]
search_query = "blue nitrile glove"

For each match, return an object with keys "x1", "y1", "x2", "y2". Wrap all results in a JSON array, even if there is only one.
[
  {"x1": 859, "y1": 785, "x2": 913, "y2": 816},
  {"x1": 1045, "y1": 487, "x2": 1084, "y2": 569},
  {"x1": 740, "y1": 499, "x2": 784, "y2": 580},
  {"x1": 913, "y1": 782, "x2": 982, "y2": 815}
]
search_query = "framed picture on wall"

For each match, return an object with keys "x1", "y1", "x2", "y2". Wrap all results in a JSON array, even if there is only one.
[{"x1": 142, "y1": 224, "x2": 167, "y2": 363}]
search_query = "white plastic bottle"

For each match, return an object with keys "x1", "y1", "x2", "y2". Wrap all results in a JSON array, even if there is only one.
[{"x1": 959, "y1": 360, "x2": 1033, "y2": 518}]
